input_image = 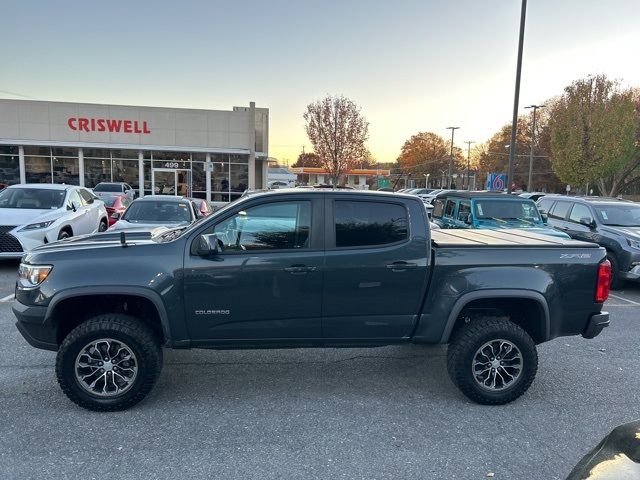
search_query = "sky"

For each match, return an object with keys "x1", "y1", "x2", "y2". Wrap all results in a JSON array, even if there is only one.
[{"x1": 2, "y1": 0, "x2": 639, "y2": 165}]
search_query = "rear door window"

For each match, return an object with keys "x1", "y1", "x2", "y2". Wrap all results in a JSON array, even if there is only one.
[
  {"x1": 334, "y1": 201, "x2": 408, "y2": 248},
  {"x1": 457, "y1": 201, "x2": 471, "y2": 223},
  {"x1": 550, "y1": 201, "x2": 572, "y2": 220}
]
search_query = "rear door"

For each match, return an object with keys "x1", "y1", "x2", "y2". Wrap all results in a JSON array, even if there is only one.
[
  {"x1": 322, "y1": 196, "x2": 430, "y2": 340},
  {"x1": 547, "y1": 200, "x2": 574, "y2": 234}
]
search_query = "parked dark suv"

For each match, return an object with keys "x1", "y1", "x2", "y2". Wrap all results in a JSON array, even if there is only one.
[{"x1": 538, "y1": 195, "x2": 640, "y2": 288}]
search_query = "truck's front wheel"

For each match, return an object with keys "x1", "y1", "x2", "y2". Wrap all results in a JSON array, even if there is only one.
[
  {"x1": 447, "y1": 318, "x2": 538, "y2": 405},
  {"x1": 55, "y1": 314, "x2": 163, "y2": 411}
]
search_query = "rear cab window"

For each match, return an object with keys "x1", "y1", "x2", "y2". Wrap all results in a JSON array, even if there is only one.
[{"x1": 333, "y1": 200, "x2": 408, "y2": 248}]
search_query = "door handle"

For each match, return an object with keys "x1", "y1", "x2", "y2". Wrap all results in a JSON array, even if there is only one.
[
  {"x1": 284, "y1": 265, "x2": 317, "y2": 275},
  {"x1": 386, "y1": 261, "x2": 418, "y2": 272}
]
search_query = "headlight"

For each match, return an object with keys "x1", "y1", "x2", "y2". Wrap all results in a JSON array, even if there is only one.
[
  {"x1": 18, "y1": 264, "x2": 53, "y2": 288},
  {"x1": 627, "y1": 238, "x2": 640, "y2": 249},
  {"x1": 20, "y1": 220, "x2": 55, "y2": 231}
]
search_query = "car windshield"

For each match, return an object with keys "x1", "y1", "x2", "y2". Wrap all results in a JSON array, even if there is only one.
[
  {"x1": 594, "y1": 203, "x2": 640, "y2": 227},
  {"x1": 94, "y1": 183, "x2": 122, "y2": 192},
  {"x1": 0, "y1": 187, "x2": 66, "y2": 209},
  {"x1": 474, "y1": 199, "x2": 542, "y2": 224},
  {"x1": 122, "y1": 201, "x2": 192, "y2": 223}
]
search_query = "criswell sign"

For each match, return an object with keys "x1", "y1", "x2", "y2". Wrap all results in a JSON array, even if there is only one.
[{"x1": 67, "y1": 117, "x2": 151, "y2": 134}]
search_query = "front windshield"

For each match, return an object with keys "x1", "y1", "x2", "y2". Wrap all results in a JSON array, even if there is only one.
[
  {"x1": 474, "y1": 199, "x2": 541, "y2": 224},
  {"x1": 594, "y1": 203, "x2": 640, "y2": 227},
  {"x1": 0, "y1": 187, "x2": 66, "y2": 209},
  {"x1": 123, "y1": 201, "x2": 192, "y2": 223},
  {"x1": 94, "y1": 183, "x2": 122, "y2": 192}
]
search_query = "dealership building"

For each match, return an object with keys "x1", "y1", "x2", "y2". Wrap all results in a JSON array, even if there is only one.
[{"x1": 0, "y1": 99, "x2": 269, "y2": 202}]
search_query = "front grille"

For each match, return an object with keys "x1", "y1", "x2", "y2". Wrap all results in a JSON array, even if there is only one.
[
  {"x1": 0, "y1": 226, "x2": 23, "y2": 252},
  {"x1": 0, "y1": 225, "x2": 18, "y2": 234}
]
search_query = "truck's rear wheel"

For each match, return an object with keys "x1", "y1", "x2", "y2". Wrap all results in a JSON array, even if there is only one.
[
  {"x1": 56, "y1": 314, "x2": 163, "y2": 411},
  {"x1": 447, "y1": 318, "x2": 538, "y2": 405}
]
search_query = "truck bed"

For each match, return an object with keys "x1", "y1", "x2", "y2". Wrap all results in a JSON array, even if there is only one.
[{"x1": 431, "y1": 228, "x2": 599, "y2": 248}]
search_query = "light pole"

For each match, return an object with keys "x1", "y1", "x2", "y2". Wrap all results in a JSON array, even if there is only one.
[
  {"x1": 424, "y1": 173, "x2": 430, "y2": 188},
  {"x1": 464, "y1": 141, "x2": 474, "y2": 190},
  {"x1": 447, "y1": 127, "x2": 459, "y2": 188},
  {"x1": 524, "y1": 104, "x2": 544, "y2": 192},
  {"x1": 507, "y1": 0, "x2": 528, "y2": 194}
]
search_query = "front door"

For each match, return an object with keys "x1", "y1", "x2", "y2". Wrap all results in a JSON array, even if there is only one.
[
  {"x1": 183, "y1": 196, "x2": 324, "y2": 343},
  {"x1": 152, "y1": 169, "x2": 176, "y2": 195}
]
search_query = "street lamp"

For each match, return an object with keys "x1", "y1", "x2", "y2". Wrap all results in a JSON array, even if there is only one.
[
  {"x1": 447, "y1": 126, "x2": 459, "y2": 188},
  {"x1": 424, "y1": 173, "x2": 430, "y2": 188},
  {"x1": 506, "y1": 0, "x2": 528, "y2": 194},
  {"x1": 524, "y1": 104, "x2": 545, "y2": 192},
  {"x1": 464, "y1": 140, "x2": 474, "y2": 190}
]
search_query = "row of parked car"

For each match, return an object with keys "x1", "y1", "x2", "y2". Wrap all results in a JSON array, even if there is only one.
[
  {"x1": 399, "y1": 187, "x2": 640, "y2": 289},
  {"x1": 0, "y1": 182, "x2": 212, "y2": 258}
]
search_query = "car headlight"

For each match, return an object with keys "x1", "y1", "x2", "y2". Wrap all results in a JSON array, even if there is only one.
[
  {"x1": 20, "y1": 220, "x2": 55, "y2": 231},
  {"x1": 627, "y1": 238, "x2": 640, "y2": 249},
  {"x1": 18, "y1": 264, "x2": 53, "y2": 289}
]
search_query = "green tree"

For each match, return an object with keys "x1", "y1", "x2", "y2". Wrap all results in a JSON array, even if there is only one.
[
  {"x1": 292, "y1": 152, "x2": 322, "y2": 168},
  {"x1": 548, "y1": 75, "x2": 638, "y2": 196}
]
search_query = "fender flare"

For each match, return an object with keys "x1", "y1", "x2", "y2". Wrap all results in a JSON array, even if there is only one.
[
  {"x1": 44, "y1": 286, "x2": 172, "y2": 341},
  {"x1": 439, "y1": 289, "x2": 550, "y2": 343}
]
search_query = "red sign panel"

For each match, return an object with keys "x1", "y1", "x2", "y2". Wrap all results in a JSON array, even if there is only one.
[{"x1": 67, "y1": 117, "x2": 151, "y2": 134}]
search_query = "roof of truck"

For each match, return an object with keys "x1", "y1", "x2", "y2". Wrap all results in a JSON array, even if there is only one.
[{"x1": 431, "y1": 228, "x2": 600, "y2": 248}]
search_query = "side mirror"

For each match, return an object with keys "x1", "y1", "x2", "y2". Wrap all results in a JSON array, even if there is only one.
[
  {"x1": 580, "y1": 217, "x2": 596, "y2": 229},
  {"x1": 70, "y1": 202, "x2": 77, "y2": 212},
  {"x1": 196, "y1": 233, "x2": 224, "y2": 257},
  {"x1": 539, "y1": 209, "x2": 548, "y2": 224}
]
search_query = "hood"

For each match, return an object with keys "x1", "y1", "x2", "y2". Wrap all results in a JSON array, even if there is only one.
[
  {"x1": 109, "y1": 220, "x2": 190, "y2": 231},
  {"x1": 600, "y1": 225, "x2": 640, "y2": 241},
  {"x1": 510, "y1": 227, "x2": 571, "y2": 239},
  {"x1": 0, "y1": 207, "x2": 62, "y2": 227},
  {"x1": 26, "y1": 229, "x2": 163, "y2": 260}
]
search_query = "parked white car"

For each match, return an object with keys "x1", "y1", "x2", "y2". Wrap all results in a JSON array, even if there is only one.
[
  {"x1": 92, "y1": 182, "x2": 136, "y2": 200},
  {"x1": 0, "y1": 184, "x2": 109, "y2": 258}
]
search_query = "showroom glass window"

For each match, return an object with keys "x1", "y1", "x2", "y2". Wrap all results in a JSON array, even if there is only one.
[
  {"x1": 210, "y1": 154, "x2": 230, "y2": 202},
  {"x1": 84, "y1": 148, "x2": 112, "y2": 187},
  {"x1": 333, "y1": 201, "x2": 408, "y2": 248},
  {"x1": 0, "y1": 145, "x2": 20, "y2": 185},
  {"x1": 213, "y1": 201, "x2": 311, "y2": 251},
  {"x1": 191, "y1": 153, "x2": 206, "y2": 199},
  {"x1": 112, "y1": 150, "x2": 141, "y2": 192},
  {"x1": 24, "y1": 146, "x2": 52, "y2": 184},
  {"x1": 52, "y1": 147, "x2": 79, "y2": 185}
]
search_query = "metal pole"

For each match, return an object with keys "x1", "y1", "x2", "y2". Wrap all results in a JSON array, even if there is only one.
[
  {"x1": 464, "y1": 141, "x2": 474, "y2": 190},
  {"x1": 525, "y1": 104, "x2": 544, "y2": 192},
  {"x1": 507, "y1": 0, "x2": 527, "y2": 194},
  {"x1": 447, "y1": 127, "x2": 459, "y2": 189}
]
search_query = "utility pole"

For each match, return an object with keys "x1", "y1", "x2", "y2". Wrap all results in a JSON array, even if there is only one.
[
  {"x1": 507, "y1": 0, "x2": 528, "y2": 194},
  {"x1": 524, "y1": 104, "x2": 544, "y2": 192},
  {"x1": 464, "y1": 141, "x2": 474, "y2": 190},
  {"x1": 447, "y1": 127, "x2": 459, "y2": 188}
]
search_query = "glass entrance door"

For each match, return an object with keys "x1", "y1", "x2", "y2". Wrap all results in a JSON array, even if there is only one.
[{"x1": 152, "y1": 169, "x2": 176, "y2": 195}]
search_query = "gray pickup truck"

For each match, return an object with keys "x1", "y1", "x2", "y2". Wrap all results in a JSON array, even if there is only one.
[{"x1": 13, "y1": 189, "x2": 611, "y2": 411}]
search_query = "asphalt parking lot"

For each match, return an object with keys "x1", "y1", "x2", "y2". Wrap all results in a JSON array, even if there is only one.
[{"x1": 0, "y1": 260, "x2": 639, "y2": 480}]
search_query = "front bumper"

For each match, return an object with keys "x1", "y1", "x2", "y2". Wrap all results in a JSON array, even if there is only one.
[
  {"x1": 12, "y1": 300, "x2": 57, "y2": 351},
  {"x1": 582, "y1": 312, "x2": 610, "y2": 339}
]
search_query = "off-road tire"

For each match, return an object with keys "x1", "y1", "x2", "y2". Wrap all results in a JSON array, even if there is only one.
[
  {"x1": 447, "y1": 317, "x2": 538, "y2": 405},
  {"x1": 56, "y1": 314, "x2": 163, "y2": 411}
]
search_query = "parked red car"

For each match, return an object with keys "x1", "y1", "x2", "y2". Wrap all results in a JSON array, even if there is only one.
[{"x1": 102, "y1": 194, "x2": 132, "y2": 226}]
